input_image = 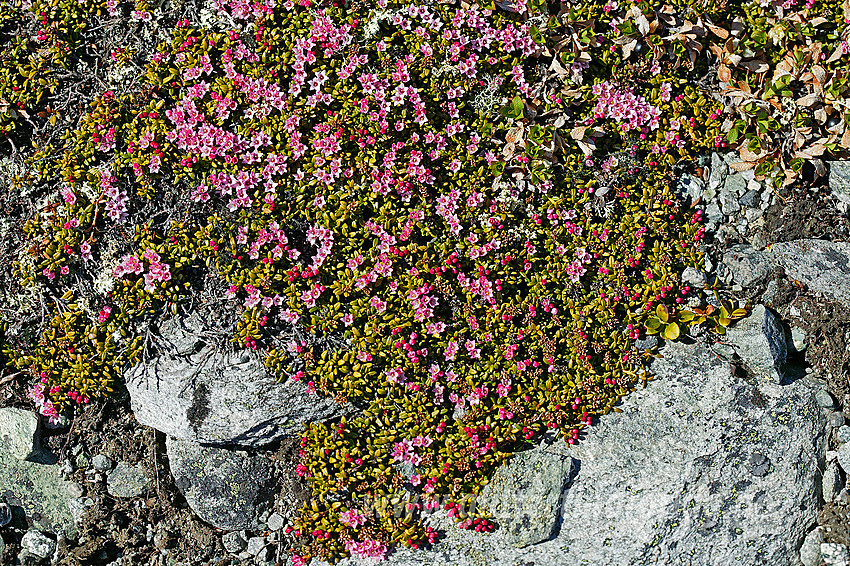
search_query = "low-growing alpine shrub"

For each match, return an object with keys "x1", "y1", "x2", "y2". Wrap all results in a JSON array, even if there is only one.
[{"x1": 2, "y1": 0, "x2": 847, "y2": 562}]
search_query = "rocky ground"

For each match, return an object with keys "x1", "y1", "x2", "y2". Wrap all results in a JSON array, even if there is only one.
[{"x1": 2, "y1": 154, "x2": 850, "y2": 566}]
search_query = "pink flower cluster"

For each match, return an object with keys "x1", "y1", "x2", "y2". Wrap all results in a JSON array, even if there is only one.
[
  {"x1": 29, "y1": 381, "x2": 61, "y2": 425},
  {"x1": 339, "y1": 508, "x2": 367, "y2": 528},
  {"x1": 113, "y1": 249, "x2": 172, "y2": 292},
  {"x1": 344, "y1": 539, "x2": 387, "y2": 561},
  {"x1": 391, "y1": 435, "x2": 433, "y2": 465},
  {"x1": 591, "y1": 81, "x2": 661, "y2": 132}
]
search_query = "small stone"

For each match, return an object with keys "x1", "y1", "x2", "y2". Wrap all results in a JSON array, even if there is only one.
[
  {"x1": 838, "y1": 426, "x2": 850, "y2": 445},
  {"x1": 266, "y1": 513, "x2": 284, "y2": 531},
  {"x1": 816, "y1": 390, "x2": 837, "y2": 410},
  {"x1": 823, "y1": 460, "x2": 844, "y2": 504},
  {"x1": 246, "y1": 537, "x2": 265, "y2": 557},
  {"x1": 705, "y1": 202, "x2": 723, "y2": 232},
  {"x1": 838, "y1": 443, "x2": 850, "y2": 474},
  {"x1": 821, "y1": 542, "x2": 850, "y2": 566},
  {"x1": 831, "y1": 413, "x2": 846, "y2": 428},
  {"x1": 750, "y1": 233, "x2": 767, "y2": 251},
  {"x1": 738, "y1": 189, "x2": 760, "y2": 208},
  {"x1": 91, "y1": 455, "x2": 113, "y2": 472},
  {"x1": 222, "y1": 532, "x2": 247, "y2": 554},
  {"x1": 634, "y1": 335, "x2": 659, "y2": 351},
  {"x1": 790, "y1": 327, "x2": 807, "y2": 352},
  {"x1": 107, "y1": 463, "x2": 149, "y2": 499},
  {"x1": 800, "y1": 528, "x2": 825, "y2": 566},
  {"x1": 681, "y1": 267, "x2": 707, "y2": 288},
  {"x1": 0, "y1": 500, "x2": 11, "y2": 527},
  {"x1": 720, "y1": 186, "x2": 741, "y2": 215},
  {"x1": 720, "y1": 245, "x2": 772, "y2": 289},
  {"x1": 748, "y1": 452, "x2": 770, "y2": 477},
  {"x1": 20, "y1": 530, "x2": 56, "y2": 560},
  {"x1": 0, "y1": 408, "x2": 41, "y2": 461}
]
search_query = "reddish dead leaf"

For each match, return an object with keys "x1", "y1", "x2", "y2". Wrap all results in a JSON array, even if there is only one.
[{"x1": 718, "y1": 64, "x2": 731, "y2": 82}]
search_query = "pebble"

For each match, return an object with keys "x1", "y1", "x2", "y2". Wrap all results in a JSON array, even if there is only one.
[
  {"x1": 790, "y1": 327, "x2": 807, "y2": 352},
  {"x1": 824, "y1": 460, "x2": 845, "y2": 504},
  {"x1": 222, "y1": 532, "x2": 247, "y2": 554},
  {"x1": 266, "y1": 513, "x2": 284, "y2": 531},
  {"x1": 92, "y1": 454, "x2": 113, "y2": 472},
  {"x1": 247, "y1": 537, "x2": 266, "y2": 556},
  {"x1": 20, "y1": 530, "x2": 56, "y2": 560},
  {"x1": 837, "y1": 443, "x2": 850, "y2": 473},
  {"x1": 738, "y1": 191, "x2": 761, "y2": 206},
  {"x1": 832, "y1": 413, "x2": 846, "y2": 428},
  {"x1": 800, "y1": 528, "x2": 825, "y2": 566},
  {"x1": 816, "y1": 390, "x2": 837, "y2": 410},
  {"x1": 681, "y1": 267, "x2": 707, "y2": 288},
  {"x1": 822, "y1": 543, "x2": 850, "y2": 566},
  {"x1": 837, "y1": 426, "x2": 850, "y2": 445},
  {"x1": 107, "y1": 463, "x2": 149, "y2": 499}
]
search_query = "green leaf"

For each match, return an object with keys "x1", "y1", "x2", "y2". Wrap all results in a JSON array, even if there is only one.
[
  {"x1": 655, "y1": 304, "x2": 669, "y2": 323},
  {"x1": 731, "y1": 308, "x2": 748, "y2": 318},
  {"x1": 645, "y1": 316, "x2": 662, "y2": 330},
  {"x1": 678, "y1": 311, "x2": 695, "y2": 322},
  {"x1": 663, "y1": 322, "x2": 680, "y2": 340}
]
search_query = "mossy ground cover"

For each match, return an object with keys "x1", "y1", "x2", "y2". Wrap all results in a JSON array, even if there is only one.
[{"x1": 0, "y1": 0, "x2": 847, "y2": 562}]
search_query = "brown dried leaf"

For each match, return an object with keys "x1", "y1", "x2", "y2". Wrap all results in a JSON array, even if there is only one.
[
  {"x1": 706, "y1": 22, "x2": 729, "y2": 39},
  {"x1": 796, "y1": 93, "x2": 821, "y2": 107},
  {"x1": 827, "y1": 45, "x2": 845, "y2": 64},
  {"x1": 718, "y1": 64, "x2": 732, "y2": 83},
  {"x1": 506, "y1": 126, "x2": 524, "y2": 144},
  {"x1": 570, "y1": 126, "x2": 588, "y2": 140},
  {"x1": 740, "y1": 59, "x2": 769, "y2": 73},
  {"x1": 729, "y1": 161, "x2": 756, "y2": 172},
  {"x1": 841, "y1": 127, "x2": 850, "y2": 149}
]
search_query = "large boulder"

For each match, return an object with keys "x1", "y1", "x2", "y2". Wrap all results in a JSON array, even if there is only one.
[
  {"x1": 768, "y1": 239, "x2": 850, "y2": 310},
  {"x1": 166, "y1": 436, "x2": 276, "y2": 531},
  {"x1": 125, "y1": 315, "x2": 344, "y2": 447},
  {"x1": 333, "y1": 340, "x2": 825, "y2": 566},
  {"x1": 477, "y1": 448, "x2": 573, "y2": 548}
]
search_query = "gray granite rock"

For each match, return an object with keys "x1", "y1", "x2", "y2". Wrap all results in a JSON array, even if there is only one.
[
  {"x1": 166, "y1": 436, "x2": 275, "y2": 531},
  {"x1": 816, "y1": 389, "x2": 837, "y2": 410},
  {"x1": 0, "y1": 408, "x2": 41, "y2": 461},
  {"x1": 768, "y1": 240, "x2": 850, "y2": 310},
  {"x1": 681, "y1": 266, "x2": 707, "y2": 288},
  {"x1": 829, "y1": 161, "x2": 850, "y2": 210},
  {"x1": 823, "y1": 460, "x2": 844, "y2": 504},
  {"x1": 674, "y1": 173, "x2": 704, "y2": 202},
  {"x1": 705, "y1": 202, "x2": 723, "y2": 232},
  {"x1": 477, "y1": 449, "x2": 573, "y2": 548},
  {"x1": 246, "y1": 537, "x2": 265, "y2": 556},
  {"x1": 222, "y1": 531, "x2": 247, "y2": 554},
  {"x1": 838, "y1": 442, "x2": 850, "y2": 475},
  {"x1": 725, "y1": 304, "x2": 789, "y2": 384},
  {"x1": 266, "y1": 512, "x2": 284, "y2": 531},
  {"x1": 0, "y1": 459, "x2": 78, "y2": 538},
  {"x1": 20, "y1": 530, "x2": 55, "y2": 560},
  {"x1": 724, "y1": 171, "x2": 748, "y2": 196},
  {"x1": 800, "y1": 527, "x2": 825, "y2": 566},
  {"x1": 332, "y1": 340, "x2": 825, "y2": 566},
  {"x1": 822, "y1": 543, "x2": 850, "y2": 566},
  {"x1": 720, "y1": 244, "x2": 772, "y2": 289},
  {"x1": 720, "y1": 186, "x2": 741, "y2": 215},
  {"x1": 739, "y1": 189, "x2": 761, "y2": 208},
  {"x1": 708, "y1": 151, "x2": 728, "y2": 193},
  {"x1": 107, "y1": 463, "x2": 149, "y2": 499},
  {"x1": 838, "y1": 426, "x2": 850, "y2": 445},
  {"x1": 92, "y1": 454, "x2": 113, "y2": 472},
  {"x1": 126, "y1": 314, "x2": 345, "y2": 447}
]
